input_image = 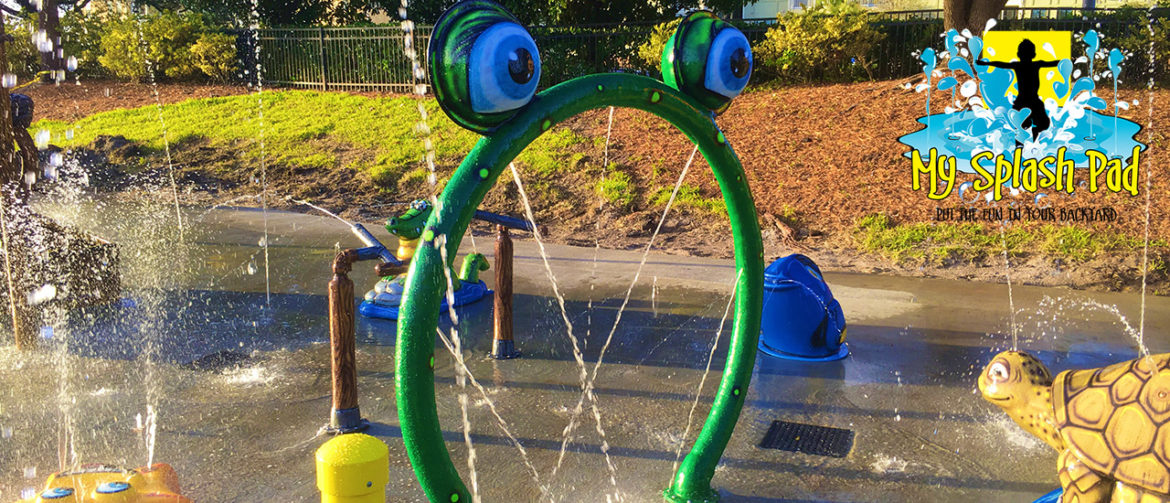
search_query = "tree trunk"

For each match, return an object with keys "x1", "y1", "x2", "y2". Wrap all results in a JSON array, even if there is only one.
[
  {"x1": 944, "y1": 0, "x2": 1006, "y2": 35},
  {"x1": 966, "y1": 0, "x2": 1008, "y2": 36},
  {"x1": 38, "y1": 0, "x2": 61, "y2": 83},
  {"x1": 944, "y1": 0, "x2": 970, "y2": 33}
]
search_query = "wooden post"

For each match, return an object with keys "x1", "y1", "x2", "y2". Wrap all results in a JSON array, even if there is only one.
[
  {"x1": 490, "y1": 225, "x2": 519, "y2": 359},
  {"x1": 327, "y1": 249, "x2": 367, "y2": 433}
]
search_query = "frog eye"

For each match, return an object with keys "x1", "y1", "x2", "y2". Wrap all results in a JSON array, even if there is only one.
[
  {"x1": 704, "y1": 28, "x2": 752, "y2": 99},
  {"x1": 661, "y1": 11, "x2": 753, "y2": 114},
  {"x1": 410, "y1": 199, "x2": 431, "y2": 212},
  {"x1": 429, "y1": 1, "x2": 540, "y2": 134},
  {"x1": 987, "y1": 361, "x2": 1010, "y2": 382}
]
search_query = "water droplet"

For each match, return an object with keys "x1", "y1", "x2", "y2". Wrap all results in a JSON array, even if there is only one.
[
  {"x1": 257, "y1": 236, "x2": 267, "y2": 247},
  {"x1": 23, "y1": 466, "x2": 36, "y2": 478},
  {"x1": 35, "y1": 129, "x2": 50, "y2": 148},
  {"x1": 24, "y1": 171, "x2": 36, "y2": 187},
  {"x1": 66, "y1": 55, "x2": 78, "y2": 72},
  {"x1": 960, "y1": 80, "x2": 977, "y2": 98},
  {"x1": 246, "y1": 260, "x2": 258, "y2": 275},
  {"x1": 958, "y1": 181, "x2": 979, "y2": 204},
  {"x1": 50, "y1": 151, "x2": 63, "y2": 167},
  {"x1": 1035, "y1": 193, "x2": 1050, "y2": 208},
  {"x1": 1, "y1": 73, "x2": 16, "y2": 88},
  {"x1": 20, "y1": 488, "x2": 36, "y2": 500},
  {"x1": 65, "y1": 129, "x2": 74, "y2": 140},
  {"x1": 1, "y1": 426, "x2": 12, "y2": 438},
  {"x1": 27, "y1": 284, "x2": 57, "y2": 306}
]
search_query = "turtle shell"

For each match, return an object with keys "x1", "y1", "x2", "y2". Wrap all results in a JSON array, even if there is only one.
[{"x1": 1053, "y1": 353, "x2": 1170, "y2": 494}]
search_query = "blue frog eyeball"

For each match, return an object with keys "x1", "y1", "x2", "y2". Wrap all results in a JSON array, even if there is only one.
[
  {"x1": 429, "y1": 1, "x2": 541, "y2": 134},
  {"x1": 662, "y1": 11, "x2": 753, "y2": 114}
]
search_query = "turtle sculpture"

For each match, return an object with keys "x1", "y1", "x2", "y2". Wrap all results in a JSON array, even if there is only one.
[{"x1": 979, "y1": 350, "x2": 1170, "y2": 502}]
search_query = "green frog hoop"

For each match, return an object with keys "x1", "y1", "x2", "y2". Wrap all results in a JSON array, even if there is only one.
[{"x1": 396, "y1": 2, "x2": 763, "y2": 502}]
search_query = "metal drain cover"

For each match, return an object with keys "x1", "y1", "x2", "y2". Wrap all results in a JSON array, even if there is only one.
[{"x1": 759, "y1": 420, "x2": 854, "y2": 458}]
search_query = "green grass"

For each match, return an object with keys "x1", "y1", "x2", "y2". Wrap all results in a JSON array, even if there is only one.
[
  {"x1": 33, "y1": 90, "x2": 585, "y2": 189},
  {"x1": 596, "y1": 163, "x2": 635, "y2": 208},
  {"x1": 651, "y1": 183, "x2": 726, "y2": 215},
  {"x1": 854, "y1": 213, "x2": 1168, "y2": 264}
]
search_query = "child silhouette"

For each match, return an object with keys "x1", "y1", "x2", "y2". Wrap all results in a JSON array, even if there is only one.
[{"x1": 978, "y1": 39, "x2": 1059, "y2": 140}]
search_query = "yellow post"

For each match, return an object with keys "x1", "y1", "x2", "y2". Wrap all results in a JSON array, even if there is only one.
[{"x1": 315, "y1": 433, "x2": 389, "y2": 503}]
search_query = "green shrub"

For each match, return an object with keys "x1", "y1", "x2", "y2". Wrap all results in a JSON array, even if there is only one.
[
  {"x1": 756, "y1": 0, "x2": 884, "y2": 83},
  {"x1": 99, "y1": 11, "x2": 206, "y2": 81},
  {"x1": 635, "y1": 19, "x2": 680, "y2": 76},
  {"x1": 98, "y1": 16, "x2": 146, "y2": 80},
  {"x1": 62, "y1": 10, "x2": 110, "y2": 76},
  {"x1": 1101, "y1": 2, "x2": 1170, "y2": 86},
  {"x1": 4, "y1": 20, "x2": 41, "y2": 79},
  {"x1": 191, "y1": 32, "x2": 238, "y2": 81}
]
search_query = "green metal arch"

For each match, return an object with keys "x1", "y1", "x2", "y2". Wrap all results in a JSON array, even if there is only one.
[{"x1": 395, "y1": 73, "x2": 763, "y2": 503}]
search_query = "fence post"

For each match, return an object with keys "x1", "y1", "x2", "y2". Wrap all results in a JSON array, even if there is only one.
[{"x1": 318, "y1": 27, "x2": 328, "y2": 91}]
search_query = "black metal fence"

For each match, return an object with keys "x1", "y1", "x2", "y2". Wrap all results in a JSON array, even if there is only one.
[{"x1": 241, "y1": 7, "x2": 1167, "y2": 91}]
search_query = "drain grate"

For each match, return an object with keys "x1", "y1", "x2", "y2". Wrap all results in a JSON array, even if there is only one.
[{"x1": 759, "y1": 420, "x2": 854, "y2": 458}]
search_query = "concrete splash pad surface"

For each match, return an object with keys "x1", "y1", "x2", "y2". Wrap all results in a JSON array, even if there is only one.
[{"x1": 2, "y1": 204, "x2": 1169, "y2": 502}]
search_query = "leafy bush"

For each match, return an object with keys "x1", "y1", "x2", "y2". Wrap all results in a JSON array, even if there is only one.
[
  {"x1": 635, "y1": 19, "x2": 680, "y2": 76},
  {"x1": 62, "y1": 10, "x2": 111, "y2": 76},
  {"x1": 756, "y1": 0, "x2": 884, "y2": 83},
  {"x1": 97, "y1": 16, "x2": 145, "y2": 80},
  {"x1": 1100, "y1": 2, "x2": 1170, "y2": 86},
  {"x1": 191, "y1": 32, "x2": 239, "y2": 81},
  {"x1": 99, "y1": 11, "x2": 206, "y2": 81},
  {"x1": 3, "y1": 20, "x2": 40, "y2": 79}
]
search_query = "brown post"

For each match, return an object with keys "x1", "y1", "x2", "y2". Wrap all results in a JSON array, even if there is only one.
[
  {"x1": 490, "y1": 225, "x2": 519, "y2": 359},
  {"x1": 327, "y1": 249, "x2": 368, "y2": 433}
]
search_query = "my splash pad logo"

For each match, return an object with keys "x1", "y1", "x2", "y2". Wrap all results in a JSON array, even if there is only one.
[{"x1": 898, "y1": 28, "x2": 1147, "y2": 202}]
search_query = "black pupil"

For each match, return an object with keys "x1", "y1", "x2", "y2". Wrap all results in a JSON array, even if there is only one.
[
  {"x1": 508, "y1": 48, "x2": 535, "y2": 85},
  {"x1": 730, "y1": 48, "x2": 749, "y2": 79}
]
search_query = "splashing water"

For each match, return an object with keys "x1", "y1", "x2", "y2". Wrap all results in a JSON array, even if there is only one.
[
  {"x1": 432, "y1": 231, "x2": 480, "y2": 502},
  {"x1": 671, "y1": 271, "x2": 738, "y2": 477},
  {"x1": 249, "y1": 0, "x2": 271, "y2": 309},
  {"x1": 999, "y1": 225, "x2": 1018, "y2": 350},
  {"x1": 130, "y1": 2, "x2": 184, "y2": 242},
  {"x1": 435, "y1": 328, "x2": 552, "y2": 501},
  {"x1": 552, "y1": 145, "x2": 701, "y2": 497},
  {"x1": 287, "y1": 197, "x2": 349, "y2": 226},
  {"x1": 901, "y1": 29, "x2": 1145, "y2": 172},
  {"x1": 508, "y1": 164, "x2": 620, "y2": 497},
  {"x1": 1138, "y1": 5, "x2": 1157, "y2": 367}
]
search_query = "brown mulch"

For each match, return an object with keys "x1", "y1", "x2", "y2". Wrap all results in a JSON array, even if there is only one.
[{"x1": 574, "y1": 81, "x2": 1170, "y2": 243}]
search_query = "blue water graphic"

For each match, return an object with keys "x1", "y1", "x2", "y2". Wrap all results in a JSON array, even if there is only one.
[{"x1": 899, "y1": 28, "x2": 1146, "y2": 172}]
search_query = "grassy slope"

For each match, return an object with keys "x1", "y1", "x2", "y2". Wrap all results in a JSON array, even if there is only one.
[{"x1": 34, "y1": 90, "x2": 589, "y2": 191}]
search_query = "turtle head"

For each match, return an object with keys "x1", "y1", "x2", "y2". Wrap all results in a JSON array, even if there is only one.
[
  {"x1": 979, "y1": 350, "x2": 1065, "y2": 450},
  {"x1": 979, "y1": 350, "x2": 1053, "y2": 407}
]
